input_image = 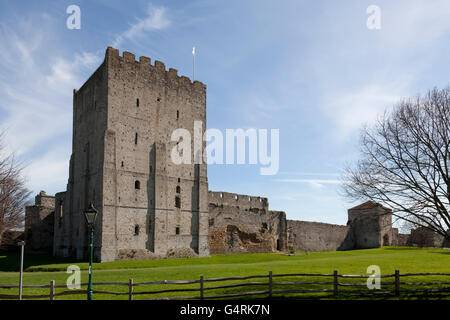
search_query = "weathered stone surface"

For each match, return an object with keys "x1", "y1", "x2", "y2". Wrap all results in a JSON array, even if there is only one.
[
  {"x1": 405, "y1": 227, "x2": 447, "y2": 247},
  {"x1": 347, "y1": 201, "x2": 394, "y2": 249},
  {"x1": 24, "y1": 191, "x2": 55, "y2": 254},
  {"x1": 287, "y1": 220, "x2": 352, "y2": 251},
  {"x1": 208, "y1": 191, "x2": 286, "y2": 254}
]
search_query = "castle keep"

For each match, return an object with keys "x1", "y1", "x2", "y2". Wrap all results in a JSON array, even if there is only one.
[{"x1": 23, "y1": 47, "x2": 441, "y2": 262}]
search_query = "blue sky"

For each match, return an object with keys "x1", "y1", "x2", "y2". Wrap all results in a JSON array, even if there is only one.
[{"x1": 1, "y1": 0, "x2": 450, "y2": 226}]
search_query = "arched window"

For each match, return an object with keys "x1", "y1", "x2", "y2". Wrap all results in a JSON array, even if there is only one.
[
  {"x1": 134, "y1": 225, "x2": 140, "y2": 236},
  {"x1": 135, "y1": 180, "x2": 140, "y2": 190},
  {"x1": 175, "y1": 196, "x2": 181, "y2": 208},
  {"x1": 176, "y1": 186, "x2": 181, "y2": 194}
]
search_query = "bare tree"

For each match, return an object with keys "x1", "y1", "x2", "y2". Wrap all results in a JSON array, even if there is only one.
[
  {"x1": 342, "y1": 87, "x2": 450, "y2": 240},
  {"x1": 0, "y1": 132, "x2": 31, "y2": 244}
]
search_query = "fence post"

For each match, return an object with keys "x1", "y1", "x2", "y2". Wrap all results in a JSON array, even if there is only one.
[
  {"x1": 268, "y1": 271, "x2": 273, "y2": 298},
  {"x1": 200, "y1": 275, "x2": 204, "y2": 300},
  {"x1": 395, "y1": 270, "x2": 400, "y2": 297},
  {"x1": 128, "y1": 278, "x2": 133, "y2": 301},
  {"x1": 333, "y1": 271, "x2": 338, "y2": 296},
  {"x1": 50, "y1": 280, "x2": 55, "y2": 301}
]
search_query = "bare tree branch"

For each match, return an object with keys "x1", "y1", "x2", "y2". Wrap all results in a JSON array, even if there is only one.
[
  {"x1": 0, "y1": 131, "x2": 31, "y2": 242},
  {"x1": 342, "y1": 87, "x2": 450, "y2": 240}
]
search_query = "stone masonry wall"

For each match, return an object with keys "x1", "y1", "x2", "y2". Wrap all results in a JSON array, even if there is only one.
[
  {"x1": 406, "y1": 227, "x2": 446, "y2": 247},
  {"x1": 287, "y1": 220, "x2": 352, "y2": 251},
  {"x1": 101, "y1": 47, "x2": 209, "y2": 261},
  {"x1": 208, "y1": 191, "x2": 287, "y2": 254},
  {"x1": 347, "y1": 204, "x2": 393, "y2": 248},
  {"x1": 25, "y1": 191, "x2": 55, "y2": 254},
  {"x1": 53, "y1": 56, "x2": 108, "y2": 261}
]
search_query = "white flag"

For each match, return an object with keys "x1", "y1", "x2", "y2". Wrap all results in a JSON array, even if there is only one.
[{"x1": 192, "y1": 46, "x2": 195, "y2": 55}]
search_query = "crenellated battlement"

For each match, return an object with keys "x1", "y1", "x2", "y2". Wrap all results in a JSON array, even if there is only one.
[
  {"x1": 105, "y1": 46, "x2": 206, "y2": 91},
  {"x1": 208, "y1": 191, "x2": 269, "y2": 211}
]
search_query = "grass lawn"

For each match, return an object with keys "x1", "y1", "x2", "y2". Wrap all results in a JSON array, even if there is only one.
[{"x1": 1, "y1": 247, "x2": 450, "y2": 300}]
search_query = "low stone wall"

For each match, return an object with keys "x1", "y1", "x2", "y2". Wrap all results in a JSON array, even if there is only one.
[
  {"x1": 287, "y1": 220, "x2": 353, "y2": 251},
  {"x1": 117, "y1": 247, "x2": 198, "y2": 260},
  {"x1": 208, "y1": 191, "x2": 286, "y2": 254},
  {"x1": 406, "y1": 227, "x2": 446, "y2": 247},
  {"x1": 397, "y1": 234, "x2": 410, "y2": 246}
]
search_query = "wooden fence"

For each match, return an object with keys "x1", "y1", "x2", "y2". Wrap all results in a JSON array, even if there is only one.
[{"x1": 1, "y1": 270, "x2": 450, "y2": 300}]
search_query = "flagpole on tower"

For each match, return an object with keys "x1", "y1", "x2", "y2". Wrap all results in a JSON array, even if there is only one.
[{"x1": 192, "y1": 46, "x2": 196, "y2": 81}]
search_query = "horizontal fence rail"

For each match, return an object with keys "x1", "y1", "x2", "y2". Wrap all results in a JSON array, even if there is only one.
[{"x1": 1, "y1": 270, "x2": 450, "y2": 300}]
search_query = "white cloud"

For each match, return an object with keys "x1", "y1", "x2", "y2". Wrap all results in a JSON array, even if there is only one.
[
  {"x1": 278, "y1": 172, "x2": 341, "y2": 177},
  {"x1": 46, "y1": 52, "x2": 102, "y2": 91},
  {"x1": 112, "y1": 4, "x2": 171, "y2": 47},
  {"x1": 381, "y1": 0, "x2": 450, "y2": 50},
  {"x1": 323, "y1": 77, "x2": 412, "y2": 140},
  {"x1": 276, "y1": 178, "x2": 348, "y2": 189},
  {"x1": 0, "y1": 18, "x2": 101, "y2": 196},
  {"x1": 23, "y1": 145, "x2": 70, "y2": 195},
  {"x1": 0, "y1": 6, "x2": 168, "y2": 197}
]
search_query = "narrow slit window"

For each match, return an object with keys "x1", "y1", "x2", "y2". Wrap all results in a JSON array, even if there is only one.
[
  {"x1": 58, "y1": 201, "x2": 63, "y2": 227},
  {"x1": 135, "y1": 133, "x2": 138, "y2": 145},
  {"x1": 135, "y1": 180, "x2": 140, "y2": 190},
  {"x1": 175, "y1": 196, "x2": 181, "y2": 208},
  {"x1": 136, "y1": 98, "x2": 139, "y2": 107},
  {"x1": 175, "y1": 227, "x2": 180, "y2": 235},
  {"x1": 176, "y1": 110, "x2": 179, "y2": 119},
  {"x1": 59, "y1": 201, "x2": 63, "y2": 219},
  {"x1": 134, "y1": 225, "x2": 140, "y2": 235}
]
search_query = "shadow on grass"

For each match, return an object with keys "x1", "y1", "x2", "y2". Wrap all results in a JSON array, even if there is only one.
[
  {"x1": 0, "y1": 250, "x2": 81, "y2": 272},
  {"x1": 382, "y1": 247, "x2": 424, "y2": 251},
  {"x1": 430, "y1": 251, "x2": 450, "y2": 255},
  {"x1": 240, "y1": 291, "x2": 450, "y2": 301}
]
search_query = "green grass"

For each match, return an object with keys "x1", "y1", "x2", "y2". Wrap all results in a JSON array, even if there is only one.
[{"x1": 1, "y1": 247, "x2": 450, "y2": 300}]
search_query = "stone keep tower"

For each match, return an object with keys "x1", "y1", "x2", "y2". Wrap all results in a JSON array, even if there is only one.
[{"x1": 53, "y1": 47, "x2": 210, "y2": 262}]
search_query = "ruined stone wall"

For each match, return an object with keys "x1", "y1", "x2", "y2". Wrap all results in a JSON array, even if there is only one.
[
  {"x1": 24, "y1": 191, "x2": 55, "y2": 254},
  {"x1": 397, "y1": 233, "x2": 410, "y2": 246},
  {"x1": 287, "y1": 220, "x2": 352, "y2": 251},
  {"x1": 208, "y1": 191, "x2": 286, "y2": 254},
  {"x1": 406, "y1": 227, "x2": 446, "y2": 248}
]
